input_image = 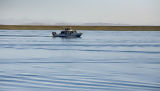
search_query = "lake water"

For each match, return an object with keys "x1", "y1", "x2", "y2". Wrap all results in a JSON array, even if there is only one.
[{"x1": 0, "y1": 30, "x2": 160, "y2": 91}]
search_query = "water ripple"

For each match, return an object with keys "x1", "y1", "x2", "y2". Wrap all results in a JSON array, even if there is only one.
[
  {"x1": 0, "y1": 74, "x2": 159, "y2": 90},
  {"x1": 0, "y1": 30, "x2": 160, "y2": 91}
]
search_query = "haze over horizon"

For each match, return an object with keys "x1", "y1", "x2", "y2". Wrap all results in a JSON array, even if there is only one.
[{"x1": 0, "y1": 0, "x2": 160, "y2": 25}]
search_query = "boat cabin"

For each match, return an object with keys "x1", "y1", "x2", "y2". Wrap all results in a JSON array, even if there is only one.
[{"x1": 60, "y1": 28, "x2": 77, "y2": 34}]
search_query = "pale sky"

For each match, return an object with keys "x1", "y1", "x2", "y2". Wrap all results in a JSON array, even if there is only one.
[{"x1": 0, "y1": 0, "x2": 160, "y2": 25}]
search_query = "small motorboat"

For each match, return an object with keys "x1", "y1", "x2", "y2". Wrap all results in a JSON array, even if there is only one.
[{"x1": 52, "y1": 28, "x2": 82, "y2": 37}]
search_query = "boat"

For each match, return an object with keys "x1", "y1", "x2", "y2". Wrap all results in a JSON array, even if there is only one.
[{"x1": 52, "y1": 27, "x2": 82, "y2": 37}]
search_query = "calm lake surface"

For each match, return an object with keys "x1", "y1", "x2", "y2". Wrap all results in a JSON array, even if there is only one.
[{"x1": 0, "y1": 30, "x2": 160, "y2": 91}]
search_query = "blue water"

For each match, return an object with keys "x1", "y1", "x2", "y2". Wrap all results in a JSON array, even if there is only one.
[{"x1": 0, "y1": 30, "x2": 160, "y2": 91}]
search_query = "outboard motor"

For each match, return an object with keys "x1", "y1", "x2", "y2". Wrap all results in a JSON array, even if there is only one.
[{"x1": 52, "y1": 32, "x2": 57, "y2": 37}]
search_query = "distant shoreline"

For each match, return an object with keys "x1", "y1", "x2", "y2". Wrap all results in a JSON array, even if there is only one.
[{"x1": 0, "y1": 25, "x2": 160, "y2": 31}]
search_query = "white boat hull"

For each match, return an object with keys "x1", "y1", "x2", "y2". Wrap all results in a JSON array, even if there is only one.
[{"x1": 52, "y1": 32, "x2": 82, "y2": 37}]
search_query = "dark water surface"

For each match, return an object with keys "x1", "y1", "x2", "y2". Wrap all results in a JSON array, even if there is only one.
[{"x1": 0, "y1": 30, "x2": 160, "y2": 91}]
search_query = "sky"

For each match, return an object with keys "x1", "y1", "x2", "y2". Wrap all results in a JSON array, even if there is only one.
[{"x1": 0, "y1": 0, "x2": 160, "y2": 25}]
